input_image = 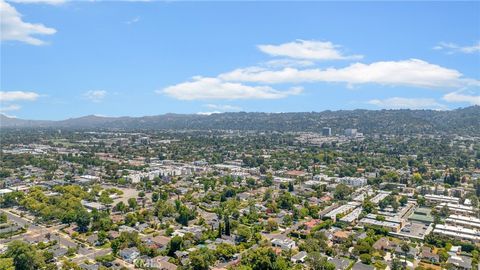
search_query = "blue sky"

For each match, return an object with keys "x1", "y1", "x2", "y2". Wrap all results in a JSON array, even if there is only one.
[{"x1": 1, "y1": 0, "x2": 479, "y2": 120}]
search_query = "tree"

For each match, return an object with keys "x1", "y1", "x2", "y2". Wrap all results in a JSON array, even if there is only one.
[
  {"x1": 288, "y1": 181, "x2": 294, "y2": 192},
  {"x1": 401, "y1": 242, "x2": 410, "y2": 268},
  {"x1": 391, "y1": 199, "x2": 399, "y2": 212},
  {"x1": 61, "y1": 260, "x2": 81, "y2": 270},
  {"x1": 0, "y1": 213, "x2": 7, "y2": 224},
  {"x1": 152, "y1": 192, "x2": 159, "y2": 202},
  {"x1": 438, "y1": 249, "x2": 449, "y2": 262},
  {"x1": 333, "y1": 184, "x2": 351, "y2": 200},
  {"x1": 0, "y1": 258, "x2": 14, "y2": 270},
  {"x1": 128, "y1": 198, "x2": 137, "y2": 210},
  {"x1": 114, "y1": 201, "x2": 126, "y2": 213},
  {"x1": 5, "y1": 241, "x2": 45, "y2": 270},
  {"x1": 189, "y1": 248, "x2": 216, "y2": 270},
  {"x1": 216, "y1": 243, "x2": 237, "y2": 261},
  {"x1": 276, "y1": 192, "x2": 297, "y2": 210},
  {"x1": 391, "y1": 258, "x2": 402, "y2": 270},
  {"x1": 306, "y1": 252, "x2": 335, "y2": 270},
  {"x1": 264, "y1": 173, "x2": 273, "y2": 187},
  {"x1": 236, "y1": 225, "x2": 252, "y2": 243},
  {"x1": 266, "y1": 218, "x2": 278, "y2": 232},
  {"x1": 97, "y1": 230, "x2": 107, "y2": 245},
  {"x1": 240, "y1": 247, "x2": 278, "y2": 270},
  {"x1": 412, "y1": 172, "x2": 423, "y2": 185},
  {"x1": 75, "y1": 209, "x2": 90, "y2": 232},
  {"x1": 167, "y1": 236, "x2": 183, "y2": 257},
  {"x1": 399, "y1": 196, "x2": 408, "y2": 206},
  {"x1": 360, "y1": 253, "x2": 372, "y2": 264},
  {"x1": 440, "y1": 205, "x2": 449, "y2": 217},
  {"x1": 224, "y1": 215, "x2": 231, "y2": 236},
  {"x1": 362, "y1": 200, "x2": 375, "y2": 214}
]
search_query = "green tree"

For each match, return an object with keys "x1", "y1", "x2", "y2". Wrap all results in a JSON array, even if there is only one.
[
  {"x1": 5, "y1": 241, "x2": 45, "y2": 270},
  {"x1": 0, "y1": 258, "x2": 14, "y2": 270},
  {"x1": 399, "y1": 196, "x2": 408, "y2": 206},
  {"x1": 0, "y1": 213, "x2": 7, "y2": 224},
  {"x1": 236, "y1": 225, "x2": 252, "y2": 243},
  {"x1": 360, "y1": 253, "x2": 372, "y2": 264},
  {"x1": 189, "y1": 248, "x2": 216, "y2": 270},
  {"x1": 75, "y1": 209, "x2": 90, "y2": 232},
  {"x1": 306, "y1": 252, "x2": 335, "y2": 270},
  {"x1": 167, "y1": 236, "x2": 183, "y2": 257},
  {"x1": 401, "y1": 242, "x2": 410, "y2": 267},
  {"x1": 128, "y1": 198, "x2": 137, "y2": 210},
  {"x1": 333, "y1": 184, "x2": 351, "y2": 200},
  {"x1": 215, "y1": 243, "x2": 237, "y2": 261},
  {"x1": 240, "y1": 247, "x2": 278, "y2": 270},
  {"x1": 264, "y1": 173, "x2": 273, "y2": 187},
  {"x1": 224, "y1": 215, "x2": 231, "y2": 236}
]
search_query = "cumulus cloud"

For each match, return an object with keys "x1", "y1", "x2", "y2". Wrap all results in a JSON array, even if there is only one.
[
  {"x1": 7, "y1": 0, "x2": 66, "y2": 4},
  {"x1": 434, "y1": 41, "x2": 480, "y2": 54},
  {"x1": 0, "y1": 104, "x2": 21, "y2": 112},
  {"x1": 443, "y1": 91, "x2": 480, "y2": 105},
  {"x1": 0, "y1": 91, "x2": 39, "y2": 101},
  {"x1": 220, "y1": 59, "x2": 473, "y2": 88},
  {"x1": 196, "y1": 111, "x2": 221, "y2": 116},
  {"x1": 262, "y1": 59, "x2": 315, "y2": 68},
  {"x1": 0, "y1": 0, "x2": 56, "y2": 45},
  {"x1": 84, "y1": 90, "x2": 107, "y2": 102},
  {"x1": 368, "y1": 97, "x2": 447, "y2": 110},
  {"x1": 159, "y1": 77, "x2": 302, "y2": 100},
  {"x1": 258, "y1": 40, "x2": 363, "y2": 61}
]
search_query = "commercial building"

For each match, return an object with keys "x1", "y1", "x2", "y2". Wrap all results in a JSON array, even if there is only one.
[
  {"x1": 370, "y1": 191, "x2": 391, "y2": 204},
  {"x1": 340, "y1": 207, "x2": 363, "y2": 224},
  {"x1": 322, "y1": 127, "x2": 332, "y2": 137},
  {"x1": 436, "y1": 203, "x2": 475, "y2": 216},
  {"x1": 324, "y1": 202, "x2": 360, "y2": 222},
  {"x1": 337, "y1": 177, "x2": 367, "y2": 187},
  {"x1": 424, "y1": 194, "x2": 460, "y2": 204},
  {"x1": 358, "y1": 214, "x2": 404, "y2": 233},
  {"x1": 345, "y1": 129, "x2": 357, "y2": 137},
  {"x1": 445, "y1": 215, "x2": 480, "y2": 230},
  {"x1": 433, "y1": 224, "x2": 480, "y2": 243}
]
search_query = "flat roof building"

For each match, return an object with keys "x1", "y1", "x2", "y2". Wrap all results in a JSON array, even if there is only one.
[{"x1": 433, "y1": 224, "x2": 480, "y2": 243}]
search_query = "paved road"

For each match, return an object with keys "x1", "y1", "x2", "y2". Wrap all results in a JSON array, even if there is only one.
[
  {"x1": 0, "y1": 209, "x2": 107, "y2": 259},
  {"x1": 0, "y1": 209, "x2": 42, "y2": 230}
]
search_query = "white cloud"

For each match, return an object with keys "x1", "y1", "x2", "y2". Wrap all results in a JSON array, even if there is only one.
[
  {"x1": 262, "y1": 59, "x2": 315, "y2": 68},
  {"x1": 368, "y1": 97, "x2": 447, "y2": 110},
  {"x1": 7, "y1": 0, "x2": 66, "y2": 5},
  {"x1": 0, "y1": 104, "x2": 21, "y2": 112},
  {"x1": 125, "y1": 16, "x2": 140, "y2": 25},
  {"x1": 159, "y1": 77, "x2": 302, "y2": 100},
  {"x1": 84, "y1": 90, "x2": 107, "y2": 102},
  {"x1": 220, "y1": 59, "x2": 473, "y2": 88},
  {"x1": 204, "y1": 104, "x2": 242, "y2": 111},
  {"x1": 434, "y1": 41, "x2": 480, "y2": 54},
  {"x1": 196, "y1": 111, "x2": 221, "y2": 116},
  {"x1": 258, "y1": 40, "x2": 363, "y2": 61},
  {"x1": 443, "y1": 91, "x2": 480, "y2": 105},
  {"x1": 0, "y1": 91, "x2": 39, "y2": 101},
  {"x1": 0, "y1": 0, "x2": 56, "y2": 45}
]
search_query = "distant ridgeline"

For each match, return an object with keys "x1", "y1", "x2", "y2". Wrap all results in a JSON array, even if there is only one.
[{"x1": 1, "y1": 106, "x2": 479, "y2": 135}]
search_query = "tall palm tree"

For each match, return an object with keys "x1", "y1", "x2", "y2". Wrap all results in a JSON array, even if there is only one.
[{"x1": 400, "y1": 242, "x2": 410, "y2": 270}]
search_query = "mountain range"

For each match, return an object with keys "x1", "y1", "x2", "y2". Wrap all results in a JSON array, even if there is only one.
[{"x1": 1, "y1": 106, "x2": 479, "y2": 135}]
